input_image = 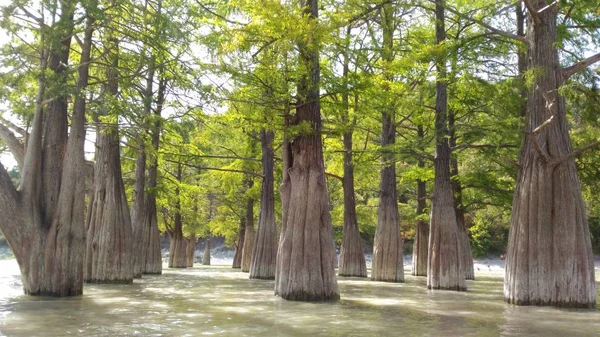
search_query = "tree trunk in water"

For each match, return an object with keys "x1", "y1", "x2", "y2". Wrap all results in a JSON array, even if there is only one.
[
  {"x1": 249, "y1": 130, "x2": 278, "y2": 279},
  {"x1": 130, "y1": 145, "x2": 146, "y2": 279},
  {"x1": 371, "y1": 3, "x2": 403, "y2": 283},
  {"x1": 274, "y1": 0, "x2": 339, "y2": 302},
  {"x1": 232, "y1": 217, "x2": 245, "y2": 269},
  {"x1": 168, "y1": 164, "x2": 187, "y2": 268},
  {"x1": 186, "y1": 235, "x2": 196, "y2": 267},
  {"x1": 142, "y1": 76, "x2": 166, "y2": 275},
  {"x1": 504, "y1": 2, "x2": 596, "y2": 308},
  {"x1": 85, "y1": 20, "x2": 133, "y2": 284},
  {"x1": 241, "y1": 195, "x2": 255, "y2": 273},
  {"x1": 411, "y1": 155, "x2": 428, "y2": 276},
  {"x1": 427, "y1": 0, "x2": 466, "y2": 291},
  {"x1": 202, "y1": 238, "x2": 211, "y2": 265}
]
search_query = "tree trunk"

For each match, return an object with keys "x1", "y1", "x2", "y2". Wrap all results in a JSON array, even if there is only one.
[
  {"x1": 142, "y1": 76, "x2": 166, "y2": 275},
  {"x1": 241, "y1": 194, "x2": 255, "y2": 273},
  {"x1": 371, "y1": 3, "x2": 403, "y2": 283},
  {"x1": 85, "y1": 17, "x2": 133, "y2": 284},
  {"x1": 168, "y1": 164, "x2": 187, "y2": 268},
  {"x1": 232, "y1": 216, "x2": 245, "y2": 268},
  {"x1": 130, "y1": 144, "x2": 146, "y2": 279},
  {"x1": 186, "y1": 235, "x2": 196, "y2": 267},
  {"x1": 427, "y1": 0, "x2": 466, "y2": 291},
  {"x1": 338, "y1": 27, "x2": 366, "y2": 279},
  {"x1": 411, "y1": 150, "x2": 428, "y2": 276},
  {"x1": 504, "y1": 2, "x2": 596, "y2": 308},
  {"x1": 274, "y1": 0, "x2": 339, "y2": 302},
  {"x1": 249, "y1": 129, "x2": 278, "y2": 279},
  {"x1": 202, "y1": 237, "x2": 211, "y2": 265}
]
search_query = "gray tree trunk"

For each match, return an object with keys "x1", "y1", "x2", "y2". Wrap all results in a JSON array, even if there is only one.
[
  {"x1": 186, "y1": 235, "x2": 197, "y2": 267},
  {"x1": 274, "y1": 0, "x2": 339, "y2": 302},
  {"x1": 202, "y1": 238, "x2": 211, "y2": 265},
  {"x1": 232, "y1": 217, "x2": 245, "y2": 268},
  {"x1": 241, "y1": 194, "x2": 255, "y2": 273},
  {"x1": 427, "y1": 0, "x2": 466, "y2": 291},
  {"x1": 168, "y1": 164, "x2": 188, "y2": 268},
  {"x1": 371, "y1": 3, "x2": 404, "y2": 283},
  {"x1": 249, "y1": 129, "x2": 278, "y2": 279},
  {"x1": 411, "y1": 149, "x2": 428, "y2": 276},
  {"x1": 504, "y1": 1, "x2": 596, "y2": 308},
  {"x1": 130, "y1": 144, "x2": 146, "y2": 279}
]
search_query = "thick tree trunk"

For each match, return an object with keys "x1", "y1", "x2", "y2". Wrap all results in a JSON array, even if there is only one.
[
  {"x1": 241, "y1": 195, "x2": 255, "y2": 273},
  {"x1": 411, "y1": 155, "x2": 428, "y2": 276},
  {"x1": 202, "y1": 237, "x2": 211, "y2": 265},
  {"x1": 427, "y1": 0, "x2": 466, "y2": 291},
  {"x1": 186, "y1": 235, "x2": 196, "y2": 267},
  {"x1": 371, "y1": 3, "x2": 403, "y2": 283},
  {"x1": 85, "y1": 23, "x2": 133, "y2": 284},
  {"x1": 274, "y1": 0, "x2": 339, "y2": 302},
  {"x1": 142, "y1": 76, "x2": 166, "y2": 275},
  {"x1": 249, "y1": 130, "x2": 278, "y2": 279},
  {"x1": 232, "y1": 217, "x2": 245, "y2": 268},
  {"x1": 504, "y1": 2, "x2": 596, "y2": 308}
]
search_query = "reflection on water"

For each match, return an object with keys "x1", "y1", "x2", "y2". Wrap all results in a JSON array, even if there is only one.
[{"x1": 0, "y1": 259, "x2": 599, "y2": 336}]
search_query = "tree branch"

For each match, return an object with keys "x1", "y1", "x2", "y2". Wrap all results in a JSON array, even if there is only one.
[
  {"x1": 443, "y1": 4, "x2": 526, "y2": 43},
  {"x1": 163, "y1": 158, "x2": 263, "y2": 178},
  {"x1": 522, "y1": 0, "x2": 541, "y2": 24},
  {"x1": 451, "y1": 143, "x2": 518, "y2": 152},
  {"x1": 0, "y1": 123, "x2": 25, "y2": 170},
  {"x1": 325, "y1": 172, "x2": 343, "y2": 182},
  {"x1": 551, "y1": 141, "x2": 600, "y2": 167},
  {"x1": 562, "y1": 52, "x2": 600, "y2": 81},
  {"x1": 0, "y1": 162, "x2": 23, "y2": 252}
]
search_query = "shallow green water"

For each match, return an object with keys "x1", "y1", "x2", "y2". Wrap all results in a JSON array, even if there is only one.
[{"x1": 0, "y1": 259, "x2": 599, "y2": 336}]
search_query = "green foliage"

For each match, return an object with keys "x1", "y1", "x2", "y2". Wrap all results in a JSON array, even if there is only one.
[{"x1": 469, "y1": 206, "x2": 511, "y2": 258}]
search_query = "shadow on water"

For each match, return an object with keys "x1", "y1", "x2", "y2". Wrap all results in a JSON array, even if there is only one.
[{"x1": 0, "y1": 261, "x2": 599, "y2": 336}]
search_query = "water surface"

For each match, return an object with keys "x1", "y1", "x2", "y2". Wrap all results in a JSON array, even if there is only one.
[{"x1": 0, "y1": 259, "x2": 599, "y2": 336}]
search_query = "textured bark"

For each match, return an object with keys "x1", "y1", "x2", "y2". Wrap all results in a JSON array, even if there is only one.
[
  {"x1": 504, "y1": 1, "x2": 596, "y2": 308},
  {"x1": 0, "y1": 7, "x2": 92, "y2": 296},
  {"x1": 168, "y1": 165, "x2": 187, "y2": 268},
  {"x1": 249, "y1": 129, "x2": 278, "y2": 279},
  {"x1": 427, "y1": 0, "x2": 466, "y2": 291},
  {"x1": 85, "y1": 19, "x2": 133, "y2": 284},
  {"x1": 371, "y1": 3, "x2": 403, "y2": 283},
  {"x1": 241, "y1": 195, "x2": 255, "y2": 273},
  {"x1": 411, "y1": 154, "x2": 428, "y2": 277},
  {"x1": 274, "y1": 0, "x2": 339, "y2": 302},
  {"x1": 130, "y1": 144, "x2": 146, "y2": 279},
  {"x1": 232, "y1": 217, "x2": 245, "y2": 269},
  {"x1": 202, "y1": 238, "x2": 211, "y2": 265},
  {"x1": 141, "y1": 76, "x2": 166, "y2": 275},
  {"x1": 186, "y1": 235, "x2": 196, "y2": 267},
  {"x1": 338, "y1": 27, "x2": 366, "y2": 279},
  {"x1": 0, "y1": 123, "x2": 24, "y2": 170}
]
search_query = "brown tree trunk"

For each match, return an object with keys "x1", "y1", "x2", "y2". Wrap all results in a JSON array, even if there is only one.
[
  {"x1": 338, "y1": 27, "x2": 366, "y2": 279},
  {"x1": 130, "y1": 144, "x2": 146, "y2": 279},
  {"x1": 186, "y1": 235, "x2": 196, "y2": 267},
  {"x1": 232, "y1": 216, "x2": 245, "y2": 269},
  {"x1": 168, "y1": 164, "x2": 187, "y2": 268},
  {"x1": 371, "y1": 3, "x2": 403, "y2": 283},
  {"x1": 427, "y1": 0, "x2": 466, "y2": 291},
  {"x1": 504, "y1": 2, "x2": 596, "y2": 308},
  {"x1": 249, "y1": 129, "x2": 278, "y2": 279},
  {"x1": 142, "y1": 76, "x2": 166, "y2": 275},
  {"x1": 85, "y1": 16, "x2": 133, "y2": 284},
  {"x1": 241, "y1": 193, "x2": 255, "y2": 273},
  {"x1": 411, "y1": 147, "x2": 428, "y2": 276},
  {"x1": 202, "y1": 237, "x2": 211, "y2": 265},
  {"x1": 274, "y1": 0, "x2": 339, "y2": 302}
]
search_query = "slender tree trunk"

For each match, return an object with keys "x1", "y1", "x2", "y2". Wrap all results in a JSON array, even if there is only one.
[
  {"x1": 504, "y1": 2, "x2": 596, "y2": 308},
  {"x1": 338, "y1": 27, "x2": 366, "y2": 278},
  {"x1": 427, "y1": 0, "x2": 466, "y2": 291},
  {"x1": 168, "y1": 165, "x2": 187, "y2": 268},
  {"x1": 275, "y1": 0, "x2": 339, "y2": 301},
  {"x1": 241, "y1": 193, "x2": 255, "y2": 273},
  {"x1": 186, "y1": 235, "x2": 196, "y2": 267},
  {"x1": 372, "y1": 3, "x2": 403, "y2": 283},
  {"x1": 232, "y1": 216, "x2": 245, "y2": 268},
  {"x1": 249, "y1": 129, "x2": 278, "y2": 279},
  {"x1": 142, "y1": 76, "x2": 166, "y2": 275},
  {"x1": 202, "y1": 237, "x2": 211, "y2": 265},
  {"x1": 411, "y1": 134, "x2": 428, "y2": 277},
  {"x1": 85, "y1": 12, "x2": 133, "y2": 284}
]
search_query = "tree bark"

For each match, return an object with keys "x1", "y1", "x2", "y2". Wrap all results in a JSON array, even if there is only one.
[
  {"x1": 232, "y1": 216, "x2": 245, "y2": 268},
  {"x1": 249, "y1": 129, "x2": 278, "y2": 279},
  {"x1": 338, "y1": 27, "x2": 366, "y2": 279},
  {"x1": 411, "y1": 141, "x2": 428, "y2": 277},
  {"x1": 371, "y1": 3, "x2": 403, "y2": 283},
  {"x1": 202, "y1": 237, "x2": 211, "y2": 265},
  {"x1": 168, "y1": 164, "x2": 187, "y2": 268},
  {"x1": 427, "y1": 0, "x2": 466, "y2": 291},
  {"x1": 186, "y1": 235, "x2": 197, "y2": 267},
  {"x1": 274, "y1": 0, "x2": 339, "y2": 302},
  {"x1": 85, "y1": 14, "x2": 133, "y2": 284},
  {"x1": 130, "y1": 143, "x2": 146, "y2": 278},
  {"x1": 504, "y1": 1, "x2": 596, "y2": 308},
  {"x1": 241, "y1": 192, "x2": 255, "y2": 273}
]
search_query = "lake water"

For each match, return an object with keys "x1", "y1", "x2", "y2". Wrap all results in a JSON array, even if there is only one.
[{"x1": 0, "y1": 259, "x2": 599, "y2": 336}]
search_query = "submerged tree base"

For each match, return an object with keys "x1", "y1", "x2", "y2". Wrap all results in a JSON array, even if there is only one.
[
  {"x1": 505, "y1": 298, "x2": 596, "y2": 309},
  {"x1": 278, "y1": 291, "x2": 341, "y2": 302},
  {"x1": 85, "y1": 279, "x2": 134, "y2": 285}
]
